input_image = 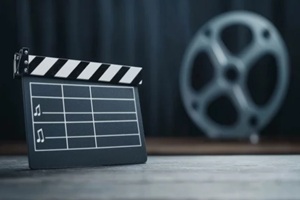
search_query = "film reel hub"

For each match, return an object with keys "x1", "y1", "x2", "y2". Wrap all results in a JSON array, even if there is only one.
[{"x1": 224, "y1": 64, "x2": 239, "y2": 83}]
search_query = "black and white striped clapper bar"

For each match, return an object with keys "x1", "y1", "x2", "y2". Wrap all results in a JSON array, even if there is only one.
[{"x1": 14, "y1": 47, "x2": 147, "y2": 169}]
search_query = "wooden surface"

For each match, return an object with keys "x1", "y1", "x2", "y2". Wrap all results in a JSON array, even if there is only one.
[
  {"x1": 1, "y1": 137, "x2": 300, "y2": 155},
  {"x1": 0, "y1": 155, "x2": 300, "y2": 199},
  {"x1": 146, "y1": 137, "x2": 300, "y2": 154}
]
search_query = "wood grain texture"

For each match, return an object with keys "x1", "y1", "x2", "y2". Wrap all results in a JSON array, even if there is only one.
[
  {"x1": 0, "y1": 155, "x2": 300, "y2": 200},
  {"x1": 146, "y1": 138, "x2": 300, "y2": 155}
]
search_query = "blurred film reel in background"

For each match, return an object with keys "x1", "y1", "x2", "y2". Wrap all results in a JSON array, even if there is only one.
[{"x1": 180, "y1": 11, "x2": 289, "y2": 140}]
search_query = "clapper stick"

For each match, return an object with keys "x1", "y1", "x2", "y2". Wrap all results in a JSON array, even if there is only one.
[{"x1": 14, "y1": 47, "x2": 147, "y2": 169}]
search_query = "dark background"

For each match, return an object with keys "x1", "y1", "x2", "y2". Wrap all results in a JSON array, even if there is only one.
[{"x1": 1, "y1": 0, "x2": 300, "y2": 140}]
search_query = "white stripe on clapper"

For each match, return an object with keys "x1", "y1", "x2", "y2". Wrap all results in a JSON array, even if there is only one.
[
  {"x1": 55, "y1": 60, "x2": 81, "y2": 78},
  {"x1": 28, "y1": 55, "x2": 36, "y2": 64},
  {"x1": 119, "y1": 67, "x2": 141, "y2": 84},
  {"x1": 77, "y1": 62, "x2": 100, "y2": 80},
  {"x1": 99, "y1": 64, "x2": 122, "y2": 82},
  {"x1": 31, "y1": 57, "x2": 58, "y2": 76}
]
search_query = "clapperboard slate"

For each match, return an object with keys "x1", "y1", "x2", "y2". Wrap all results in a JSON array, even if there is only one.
[{"x1": 13, "y1": 47, "x2": 147, "y2": 169}]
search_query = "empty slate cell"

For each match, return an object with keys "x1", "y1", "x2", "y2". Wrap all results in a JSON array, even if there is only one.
[
  {"x1": 94, "y1": 114, "x2": 136, "y2": 121},
  {"x1": 63, "y1": 85, "x2": 90, "y2": 98},
  {"x1": 34, "y1": 124, "x2": 66, "y2": 138},
  {"x1": 91, "y1": 87, "x2": 134, "y2": 98},
  {"x1": 68, "y1": 137, "x2": 96, "y2": 149},
  {"x1": 97, "y1": 135, "x2": 140, "y2": 147},
  {"x1": 32, "y1": 98, "x2": 63, "y2": 113},
  {"x1": 92, "y1": 100, "x2": 135, "y2": 112},
  {"x1": 67, "y1": 123, "x2": 94, "y2": 137},
  {"x1": 95, "y1": 122, "x2": 138, "y2": 135},
  {"x1": 36, "y1": 138, "x2": 67, "y2": 151},
  {"x1": 31, "y1": 83, "x2": 62, "y2": 97},
  {"x1": 33, "y1": 113, "x2": 64, "y2": 122},
  {"x1": 66, "y1": 114, "x2": 92, "y2": 121},
  {"x1": 64, "y1": 99, "x2": 91, "y2": 112}
]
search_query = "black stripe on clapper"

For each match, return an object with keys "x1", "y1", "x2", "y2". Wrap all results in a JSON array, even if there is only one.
[
  {"x1": 130, "y1": 70, "x2": 142, "y2": 85},
  {"x1": 28, "y1": 56, "x2": 45, "y2": 74},
  {"x1": 89, "y1": 64, "x2": 110, "y2": 82},
  {"x1": 110, "y1": 66, "x2": 130, "y2": 84},
  {"x1": 68, "y1": 61, "x2": 89, "y2": 79},
  {"x1": 44, "y1": 59, "x2": 68, "y2": 77}
]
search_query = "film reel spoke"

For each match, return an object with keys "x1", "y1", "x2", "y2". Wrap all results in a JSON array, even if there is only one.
[
  {"x1": 189, "y1": 81, "x2": 222, "y2": 113},
  {"x1": 239, "y1": 42, "x2": 267, "y2": 71},
  {"x1": 199, "y1": 81, "x2": 223, "y2": 106},
  {"x1": 230, "y1": 85, "x2": 260, "y2": 130},
  {"x1": 210, "y1": 41, "x2": 230, "y2": 68},
  {"x1": 230, "y1": 85, "x2": 250, "y2": 112}
]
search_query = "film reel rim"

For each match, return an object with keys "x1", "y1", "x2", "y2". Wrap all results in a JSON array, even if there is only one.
[{"x1": 180, "y1": 11, "x2": 289, "y2": 138}]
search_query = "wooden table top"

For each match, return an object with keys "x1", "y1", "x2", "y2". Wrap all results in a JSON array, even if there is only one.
[
  {"x1": 1, "y1": 137, "x2": 300, "y2": 155},
  {"x1": 0, "y1": 155, "x2": 300, "y2": 199}
]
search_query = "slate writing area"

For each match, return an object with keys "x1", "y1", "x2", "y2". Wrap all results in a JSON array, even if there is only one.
[{"x1": 30, "y1": 82, "x2": 141, "y2": 152}]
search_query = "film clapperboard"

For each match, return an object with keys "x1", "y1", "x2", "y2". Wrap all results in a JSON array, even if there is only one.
[{"x1": 14, "y1": 47, "x2": 147, "y2": 169}]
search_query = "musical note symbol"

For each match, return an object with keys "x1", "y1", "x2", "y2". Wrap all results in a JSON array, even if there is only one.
[
  {"x1": 34, "y1": 104, "x2": 41, "y2": 117},
  {"x1": 36, "y1": 128, "x2": 45, "y2": 143}
]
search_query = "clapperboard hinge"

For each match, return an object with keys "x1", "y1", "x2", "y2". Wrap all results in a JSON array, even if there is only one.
[{"x1": 13, "y1": 47, "x2": 29, "y2": 79}]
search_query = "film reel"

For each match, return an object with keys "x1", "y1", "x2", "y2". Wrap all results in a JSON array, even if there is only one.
[{"x1": 180, "y1": 11, "x2": 289, "y2": 138}]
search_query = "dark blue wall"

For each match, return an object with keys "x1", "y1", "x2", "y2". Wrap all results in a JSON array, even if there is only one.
[{"x1": 1, "y1": 0, "x2": 300, "y2": 139}]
